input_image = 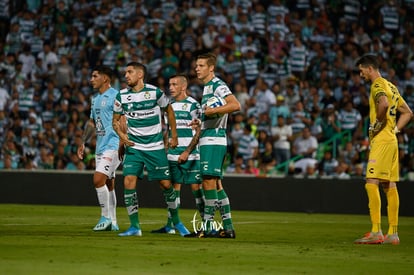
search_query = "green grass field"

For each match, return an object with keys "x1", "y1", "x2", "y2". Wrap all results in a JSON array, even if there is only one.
[{"x1": 0, "y1": 204, "x2": 413, "y2": 275}]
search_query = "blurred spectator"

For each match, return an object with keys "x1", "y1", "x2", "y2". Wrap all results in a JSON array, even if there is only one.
[
  {"x1": 334, "y1": 161, "x2": 351, "y2": 179},
  {"x1": 55, "y1": 55, "x2": 74, "y2": 89},
  {"x1": 269, "y1": 95, "x2": 290, "y2": 127},
  {"x1": 318, "y1": 104, "x2": 341, "y2": 145},
  {"x1": 271, "y1": 115, "x2": 292, "y2": 165},
  {"x1": 236, "y1": 124, "x2": 258, "y2": 164},
  {"x1": 244, "y1": 158, "x2": 260, "y2": 176},
  {"x1": 318, "y1": 150, "x2": 339, "y2": 176},
  {"x1": 338, "y1": 100, "x2": 363, "y2": 141},
  {"x1": 258, "y1": 140, "x2": 277, "y2": 175},
  {"x1": 292, "y1": 127, "x2": 319, "y2": 175},
  {"x1": 226, "y1": 154, "x2": 246, "y2": 174},
  {"x1": 37, "y1": 43, "x2": 58, "y2": 74},
  {"x1": 290, "y1": 101, "x2": 312, "y2": 135}
]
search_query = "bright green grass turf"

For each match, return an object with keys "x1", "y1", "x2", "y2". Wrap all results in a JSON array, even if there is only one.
[{"x1": 0, "y1": 204, "x2": 413, "y2": 275}]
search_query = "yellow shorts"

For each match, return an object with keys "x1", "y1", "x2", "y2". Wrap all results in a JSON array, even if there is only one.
[{"x1": 366, "y1": 142, "x2": 399, "y2": 182}]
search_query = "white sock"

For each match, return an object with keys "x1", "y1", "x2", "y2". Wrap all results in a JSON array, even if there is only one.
[
  {"x1": 109, "y1": 190, "x2": 117, "y2": 225},
  {"x1": 96, "y1": 185, "x2": 110, "y2": 219}
]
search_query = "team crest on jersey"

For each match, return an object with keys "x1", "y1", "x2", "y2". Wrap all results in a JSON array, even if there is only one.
[
  {"x1": 144, "y1": 91, "x2": 151, "y2": 99},
  {"x1": 205, "y1": 86, "x2": 213, "y2": 94},
  {"x1": 182, "y1": 103, "x2": 188, "y2": 110},
  {"x1": 101, "y1": 100, "x2": 106, "y2": 107}
]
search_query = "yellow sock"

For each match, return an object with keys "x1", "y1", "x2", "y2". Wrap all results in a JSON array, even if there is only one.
[
  {"x1": 384, "y1": 187, "x2": 399, "y2": 235},
  {"x1": 365, "y1": 183, "x2": 381, "y2": 232}
]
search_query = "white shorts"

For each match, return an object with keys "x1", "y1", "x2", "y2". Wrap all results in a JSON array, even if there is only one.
[{"x1": 96, "y1": 150, "x2": 121, "y2": 179}]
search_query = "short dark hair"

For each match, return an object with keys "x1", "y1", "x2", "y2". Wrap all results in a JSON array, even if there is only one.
[
  {"x1": 170, "y1": 74, "x2": 189, "y2": 85},
  {"x1": 93, "y1": 65, "x2": 114, "y2": 80},
  {"x1": 126, "y1": 62, "x2": 147, "y2": 80},
  {"x1": 355, "y1": 54, "x2": 379, "y2": 69},
  {"x1": 197, "y1": 52, "x2": 217, "y2": 67}
]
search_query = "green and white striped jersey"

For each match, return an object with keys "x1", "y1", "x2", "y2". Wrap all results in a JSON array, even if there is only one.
[
  {"x1": 114, "y1": 84, "x2": 169, "y2": 151},
  {"x1": 200, "y1": 77, "x2": 233, "y2": 147},
  {"x1": 201, "y1": 77, "x2": 232, "y2": 131},
  {"x1": 166, "y1": 96, "x2": 201, "y2": 162}
]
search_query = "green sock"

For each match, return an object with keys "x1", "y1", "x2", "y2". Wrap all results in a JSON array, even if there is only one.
[
  {"x1": 165, "y1": 190, "x2": 180, "y2": 228},
  {"x1": 124, "y1": 189, "x2": 140, "y2": 229},
  {"x1": 192, "y1": 188, "x2": 205, "y2": 220},
  {"x1": 203, "y1": 189, "x2": 218, "y2": 233},
  {"x1": 217, "y1": 189, "x2": 234, "y2": 231},
  {"x1": 163, "y1": 187, "x2": 180, "y2": 225}
]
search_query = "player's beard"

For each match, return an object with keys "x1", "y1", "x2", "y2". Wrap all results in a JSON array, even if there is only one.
[{"x1": 127, "y1": 80, "x2": 138, "y2": 88}]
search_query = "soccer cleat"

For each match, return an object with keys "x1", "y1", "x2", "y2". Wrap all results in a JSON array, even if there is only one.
[
  {"x1": 174, "y1": 222, "x2": 191, "y2": 236},
  {"x1": 383, "y1": 233, "x2": 400, "y2": 245},
  {"x1": 111, "y1": 224, "x2": 119, "y2": 231},
  {"x1": 217, "y1": 229, "x2": 236, "y2": 239},
  {"x1": 93, "y1": 216, "x2": 112, "y2": 231},
  {"x1": 150, "y1": 226, "x2": 176, "y2": 234},
  {"x1": 118, "y1": 226, "x2": 142, "y2": 237},
  {"x1": 191, "y1": 230, "x2": 218, "y2": 238},
  {"x1": 354, "y1": 231, "x2": 384, "y2": 244}
]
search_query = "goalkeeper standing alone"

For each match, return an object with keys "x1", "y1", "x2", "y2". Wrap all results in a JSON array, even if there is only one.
[{"x1": 354, "y1": 54, "x2": 413, "y2": 245}]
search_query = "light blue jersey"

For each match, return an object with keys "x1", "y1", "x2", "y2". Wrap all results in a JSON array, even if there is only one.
[{"x1": 91, "y1": 87, "x2": 120, "y2": 154}]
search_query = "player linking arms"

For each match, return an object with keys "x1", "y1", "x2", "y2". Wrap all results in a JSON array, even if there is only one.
[{"x1": 112, "y1": 62, "x2": 190, "y2": 237}]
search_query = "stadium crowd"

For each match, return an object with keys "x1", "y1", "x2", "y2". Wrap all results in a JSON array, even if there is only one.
[{"x1": 1, "y1": 0, "x2": 414, "y2": 179}]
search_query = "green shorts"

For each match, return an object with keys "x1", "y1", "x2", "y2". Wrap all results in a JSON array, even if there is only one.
[
  {"x1": 123, "y1": 147, "x2": 171, "y2": 181},
  {"x1": 200, "y1": 144, "x2": 226, "y2": 178},
  {"x1": 169, "y1": 160, "x2": 201, "y2": 185}
]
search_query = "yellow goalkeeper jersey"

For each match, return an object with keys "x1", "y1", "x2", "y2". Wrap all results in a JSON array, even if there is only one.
[{"x1": 369, "y1": 77, "x2": 406, "y2": 144}]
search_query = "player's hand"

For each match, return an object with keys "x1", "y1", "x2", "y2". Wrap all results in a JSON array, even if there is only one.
[
  {"x1": 120, "y1": 133, "x2": 134, "y2": 147},
  {"x1": 178, "y1": 151, "x2": 189, "y2": 164},
  {"x1": 368, "y1": 119, "x2": 385, "y2": 141},
  {"x1": 204, "y1": 106, "x2": 216, "y2": 117},
  {"x1": 188, "y1": 118, "x2": 201, "y2": 129},
  {"x1": 169, "y1": 136, "x2": 178, "y2": 149},
  {"x1": 77, "y1": 144, "x2": 85, "y2": 160}
]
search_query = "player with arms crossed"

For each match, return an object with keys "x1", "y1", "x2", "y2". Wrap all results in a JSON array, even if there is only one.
[
  {"x1": 112, "y1": 62, "x2": 190, "y2": 237},
  {"x1": 151, "y1": 74, "x2": 204, "y2": 234},
  {"x1": 193, "y1": 52, "x2": 241, "y2": 238},
  {"x1": 354, "y1": 54, "x2": 413, "y2": 245},
  {"x1": 77, "y1": 65, "x2": 121, "y2": 231}
]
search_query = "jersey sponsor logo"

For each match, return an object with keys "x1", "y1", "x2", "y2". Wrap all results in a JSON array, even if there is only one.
[{"x1": 125, "y1": 110, "x2": 155, "y2": 118}]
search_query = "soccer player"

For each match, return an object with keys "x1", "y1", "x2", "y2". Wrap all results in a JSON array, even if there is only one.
[
  {"x1": 112, "y1": 62, "x2": 190, "y2": 237},
  {"x1": 151, "y1": 74, "x2": 204, "y2": 234},
  {"x1": 354, "y1": 54, "x2": 413, "y2": 245},
  {"x1": 192, "y1": 52, "x2": 241, "y2": 238},
  {"x1": 77, "y1": 65, "x2": 121, "y2": 231}
]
